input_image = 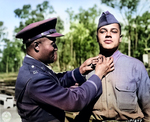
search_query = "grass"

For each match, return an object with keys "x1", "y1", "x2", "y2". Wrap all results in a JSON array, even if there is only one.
[
  {"x1": 0, "y1": 72, "x2": 18, "y2": 86},
  {"x1": 0, "y1": 72, "x2": 18, "y2": 79}
]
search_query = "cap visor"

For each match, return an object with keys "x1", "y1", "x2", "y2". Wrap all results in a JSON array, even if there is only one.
[{"x1": 46, "y1": 33, "x2": 64, "y2": 37}]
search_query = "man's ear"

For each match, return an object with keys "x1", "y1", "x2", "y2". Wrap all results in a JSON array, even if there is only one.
[
  {"x1": 34, "y1": 42, "x2": 39, "y2": 52},
  {"x1": 119, "y1": 35, "x2": 123, "y2": 42},
  {"x1": 96, "y1": 35, "x2": 99, "y2": 42}
]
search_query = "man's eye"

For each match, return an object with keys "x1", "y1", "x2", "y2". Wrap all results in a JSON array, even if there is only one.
[
  {"x1": 111, "y1": 29, "x2": 118, "y2": 33},
  {"x1": 112, "y1": 31, "x2": 117, "y2": 33},
  {"x1": 100, "y1": 30, "x2": 106, "y2": 33}
]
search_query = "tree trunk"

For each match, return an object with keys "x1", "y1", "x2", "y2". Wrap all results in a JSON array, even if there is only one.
[
  {"x1": 6, "y1": 56, "x2": 8, "y2": 73},
  {"x1": 128, "y1": 36, "x2": 131, "y2": 57}
]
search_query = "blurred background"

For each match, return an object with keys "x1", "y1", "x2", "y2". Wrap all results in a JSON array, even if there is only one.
[{"x1": 0, "y1": 0, "x2": 150, "y2": 121}]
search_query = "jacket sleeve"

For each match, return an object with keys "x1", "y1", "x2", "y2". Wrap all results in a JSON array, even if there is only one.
[
  {"x1": 27, "y1": 72, "x2": 102, "y2": 112},
  {"x1": 136, "y1": 63, "x2": 150, "y2": 121},
  {"x1": 55, "y1": 68, "x2": 86, "y2": 87}
]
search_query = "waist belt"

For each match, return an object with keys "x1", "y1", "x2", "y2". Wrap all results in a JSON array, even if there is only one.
[
  {"x1": 92, "y1": 119, "x2": 142, "y2": 122},
  {"x1": 127, "y1": 119, "x2": 142, "y2": 122}
]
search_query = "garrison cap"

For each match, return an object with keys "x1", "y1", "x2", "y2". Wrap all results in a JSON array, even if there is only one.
[
  {"x1": 97, "y1": 11, "x2": 120, "y2": 31},
  {"x1": 16, "y1": 18, "x2": 64, "y2": 44}
]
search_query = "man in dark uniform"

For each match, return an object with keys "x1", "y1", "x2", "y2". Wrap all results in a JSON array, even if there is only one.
[{"x1": 15, "y1": 17, "x2": 114, "y2": 122}]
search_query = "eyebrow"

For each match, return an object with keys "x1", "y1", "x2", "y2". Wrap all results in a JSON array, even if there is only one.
[{"x1": 100, "y1": 28, "x2": 118, "y2": 30}]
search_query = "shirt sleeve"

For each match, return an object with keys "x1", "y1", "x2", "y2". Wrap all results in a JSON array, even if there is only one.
[{"x1": 136, "y1": 63, "x2": 150, "y2": 121}]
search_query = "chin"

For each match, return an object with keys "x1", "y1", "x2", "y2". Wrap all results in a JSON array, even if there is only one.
[
  {"x1": 100, "y1": 46, "x2": 118, "y2": 52},
  {"x1": 104, "y1": 47, "x2": 114, "y2": 50},
  {"x1": 103, "y1": 45, "x2": 117, "y2": 49},
  {"x1": 106, "y1": 47, "x2": 118, "y2": 52}
]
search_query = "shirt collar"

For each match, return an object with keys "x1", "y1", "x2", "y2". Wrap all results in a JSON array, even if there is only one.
[
  {"x1": 26, "y1": 54, "x2": 51, "y2": 69},
  {"x1": 26, "y1": 54, "x2": 34, "y2": 59},
  {"x1": 112, "y1": 50, "x2": 122, "y2": 64}
]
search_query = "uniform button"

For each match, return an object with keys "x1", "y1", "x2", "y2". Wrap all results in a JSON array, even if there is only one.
[
  {"x1": 31, "y1": 65, "x2": 34, "y2": 68},
  {"x1": 108, "y1": 93, "x2": 110, "y2": 96}
]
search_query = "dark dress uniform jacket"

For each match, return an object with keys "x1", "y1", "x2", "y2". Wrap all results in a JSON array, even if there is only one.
[{"x1": 15, "y1": 56, "x2": 102, "y2": 122}]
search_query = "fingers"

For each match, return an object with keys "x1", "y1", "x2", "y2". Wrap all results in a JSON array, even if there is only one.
[
  {"x1": 90, "y1": 55, "x2": 100, "y2": 60},
  {"x1": 94, "y1": 56, "x2": 115, "y2": 79},
  {"x1": 108, "y1": 57, "x2": 114, "y2": 71},
  {"x1": 80, "y1": 55, "x2": 114, "y2": 76},
  {"x1": 86, "y1": 55, "x2": 102, "y2": 68},
  {"x1": 80, "y1": 65, "x2": 94, "y2": 75},
  {"x1": 80, "y1": 55, "x2": 103, "y2": 75},
  {"x1": 89, "y1": 55, "x2": 103, "y2": 63},
  {"x1": 107, "y1": 62, "x2": 115, "y2": 73},
  {"x1": 104, "y1": 57, "x2": 114, "y2": 73}
]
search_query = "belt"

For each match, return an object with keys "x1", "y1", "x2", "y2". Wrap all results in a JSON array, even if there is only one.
[
  {"x1": 92, "y1": 119, "x2": 142, "y2": 122},
  {"x1": 127, "y1": 119, "x2": 142, "y2": 122}
]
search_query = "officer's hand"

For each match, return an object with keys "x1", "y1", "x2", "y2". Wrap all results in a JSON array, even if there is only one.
[
  {"x1": 79, "y1": 55, "x2": 102, "y2": 75},
  {"x1": 95, "y1": 56, "x2": 114, "y2": 79}
]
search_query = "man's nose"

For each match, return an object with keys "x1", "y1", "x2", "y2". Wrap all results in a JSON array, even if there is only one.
[
  {"x1": 105, "y1": 31, "x2": 112, "y2": 38},
  {"x1": 53, "y1": 44, "x2": 58, "y2": 50}
]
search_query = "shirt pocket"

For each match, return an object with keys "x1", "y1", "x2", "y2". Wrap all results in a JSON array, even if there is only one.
[{"x1": 115, "y1": 81, "x2": 137, "y2": 113}]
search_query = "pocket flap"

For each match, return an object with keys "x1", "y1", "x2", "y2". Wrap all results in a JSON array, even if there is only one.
[{"x1": 115, "y1": 82, "x2": 136, "y2": 92}]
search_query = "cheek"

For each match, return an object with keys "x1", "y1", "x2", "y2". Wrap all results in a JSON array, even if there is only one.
[
  {"x1": 114, "y1": 37, "x2": 121, "y2": 43},
  {"x1": 97, "y1": 35, "x2": 104, "y2": 43},
  {"x1": 45, "y1": 45, "x2": 54, "y2": 52},
  {"x1": 41, "y1": 46, "x2": 54, "y2": 56},
  {"x1": 98, "y1": 38, "x2": 105, "y2": 46}
]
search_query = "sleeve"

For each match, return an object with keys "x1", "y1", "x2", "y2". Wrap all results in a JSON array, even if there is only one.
[
  {"x1": 27, "y1": 73, "x2": 102, "y2": 112},
  {"x1": 136, "y1": 63, "x2": 150, "y2": 121},
  {"x1": 55, "y1": 68, "x2": 86, "y2": 87}
]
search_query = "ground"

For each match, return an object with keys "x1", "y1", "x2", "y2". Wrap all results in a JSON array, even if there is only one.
[{"x1": 0, "y1": 105, "x2": 21, "y2": 122}]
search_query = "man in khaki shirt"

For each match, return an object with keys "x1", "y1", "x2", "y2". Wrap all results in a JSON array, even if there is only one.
[{"x1": 75, "y1": 11, "x2": 150, "y2": 122}]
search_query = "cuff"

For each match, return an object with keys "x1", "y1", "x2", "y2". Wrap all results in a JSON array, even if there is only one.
[{"x1": 73, "y1": 68, "x2": 86, "y2": 85}]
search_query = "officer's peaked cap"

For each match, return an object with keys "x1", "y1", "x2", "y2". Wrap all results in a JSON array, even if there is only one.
[{"x1": 16, "y1": 18, "x2": 64, "y2": 44}]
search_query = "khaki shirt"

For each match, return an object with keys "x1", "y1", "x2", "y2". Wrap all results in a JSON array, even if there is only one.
[{"x1": 87, "y1": 51, "x2": 150, "y2": 121}]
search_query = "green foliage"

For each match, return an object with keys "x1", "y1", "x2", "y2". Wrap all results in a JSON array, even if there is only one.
[
  {"x1": 0, "y1": 1, "x2": 60, "y2": 73},
  {"x1": 101, "y1": 0, "x2": 140, "y2": 12},
  {"x1": 0, "y1": 21, "x2": 6, "y2": 40},
  {"x1": 56, "y1": 16, "x2": 64, "y2": 33},
  {"x1": 0, "y1": 0, "x2": 150, "y2": 73},
  {"x1": 14, "y1": 1, "x2": 55, "y2": 34},
  {"x1": 52, "y1": 5, "x2": 101, "y2": 71},
  {"x1": 0, "y1": 39, "x2": 24, "y2": 72}
]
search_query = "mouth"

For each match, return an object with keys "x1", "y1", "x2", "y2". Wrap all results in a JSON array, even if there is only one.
[
  {"x1": 53, "y1": 51, "x2": 57, "y2": 59},
  {"x1": 54, "y1": 51, "x2": 57, "y2": 55},
  {"x1": 104, "y1": 40, "x2": 113, "y2": 44}
]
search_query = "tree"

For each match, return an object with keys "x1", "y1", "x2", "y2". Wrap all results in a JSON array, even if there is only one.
[
  {"x1": 56, "y1": 5, "x2": 102, "y2": 70},
  {"x1": 0, "y1": 38, "x2": 24, "y2": 73},
  {"x1": 14, "y1": 1, "x2": 55, "y2": 31},
  {"x1": 0, "y1": 21, "x2": 6, "y2": 40},
  {"x1": 0, "y1": 21, "x2": 6, "y2": 55},
  {"x1": 13, "y1": 1, "x2": 65, "y2": 72},
  {"x1": 131, "y1": 11, "x2": 150, "y2": 60},
  {"x1": 14, "y1": 1, "x2": 57, "y2": 52}
]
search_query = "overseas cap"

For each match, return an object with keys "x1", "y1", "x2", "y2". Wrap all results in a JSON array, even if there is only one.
[
  {"x1": 16, "y1": 18, "x2": 64, "y2": 44},
  {"x1": 97, "y1": 11, "x2": 120, "y2": 31}
]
